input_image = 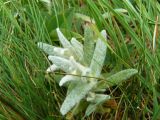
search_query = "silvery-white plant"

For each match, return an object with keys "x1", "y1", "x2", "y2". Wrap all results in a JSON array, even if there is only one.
[{"x1": 38, "y1": 27, "x2": 138, "y2": 116}]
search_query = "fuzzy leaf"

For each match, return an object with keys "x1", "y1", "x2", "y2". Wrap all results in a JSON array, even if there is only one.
[
  {"x1": 90, "y1": 30, "x2": 107, "y2": 77},
  {"x1": 46, "y1": 64, "x2": 59, "y2": 73},
  {"x1": 67, "y1": 82, "x2": 78, "y2": 95},
  {"x1": 87, "y1": 94, "x2": 110, "y2": 104},
  {"x1": 56, "y1": 28, "x2": 81, "y2": 60},
  {"x1": 71, "y1": 100, "x2": 88, "y2": 115},
  {"x1": 38, "y1": 42, "x2": 71, "y2": 57},
  {"x1": 69, "y1": 56, "x2": 89, "y2": 74},
  {"x1": 56, "y1": 28, "x2": 72, "y2": 48},
  {"x1": 48, "y1": 56, "x2": 75, "y2": 73},
  {"x1": 71, "y1": 38, "x2": 84, "y2": 61},
  {"x1": 85, "y1": 104, "x2": 97, "y2": 116},
  {"x1": 59, "y1": 74, "x2": 79, "y2": 86},
  {"x1": 37, "y1": 42, "x2": 55, "y2": 55},
  {"x1": 85, "y1": 94, "x2": 110, "y2": 116},
  {"x1": 99, "y1": 69, "x2": 138, "y2": 88},
  {"x1": 107, "y1": 69, "x2": 138, "y2": 86},
  {"x1": 60, "y1": 81, "x2": 96, "y2": 115},
  {"x1": 53, "y1": 47, "x2": 71, "y2": 57},
  {"x1": 83, "y1": 26, "x2": 95, "y2": 66}
]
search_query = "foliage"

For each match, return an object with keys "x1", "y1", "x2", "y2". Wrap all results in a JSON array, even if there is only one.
[{"x1": 38, "y1": 27, "x2": 137, "y2": 116}]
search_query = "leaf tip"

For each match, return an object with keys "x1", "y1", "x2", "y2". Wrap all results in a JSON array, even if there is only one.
[
  {"x1": 130, "y1": 69, "x2": 138, "y2": 74},
  {"x1": 48, "y1": 55, "x2": 54, "y2": 61},
  {"x1": 37, "y1": 42, "x2": 44, "y2": 48},
  {"x1": 56, "y1": 27, "x2": 60, "y2": 32},
  {"x1": 60, "y1": 107, "x2": 66, "y2": 116}
]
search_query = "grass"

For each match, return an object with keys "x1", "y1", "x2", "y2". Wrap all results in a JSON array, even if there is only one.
[{"x1": 0, "y1": 0, "x2": 160, "y2": 119}]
